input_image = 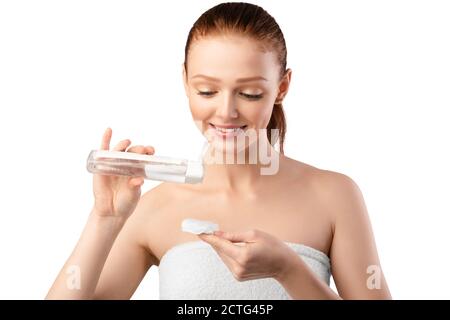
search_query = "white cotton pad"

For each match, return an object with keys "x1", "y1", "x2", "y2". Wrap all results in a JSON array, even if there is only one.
[{"x1": 181, "y1": 218, "x2": 219, "y2": 235}]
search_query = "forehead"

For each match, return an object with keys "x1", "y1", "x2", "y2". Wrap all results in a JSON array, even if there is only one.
[{"x1": 187, "y1": 35, "x2": 279, "y2": 81}]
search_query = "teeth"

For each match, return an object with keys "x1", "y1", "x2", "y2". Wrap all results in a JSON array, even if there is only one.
[
  {"x1": 216, "y1": 127, "x2": 241, "y2": 133},
  {"x1": 211, "y1": 124, "x2": 246, "y2": 135}
]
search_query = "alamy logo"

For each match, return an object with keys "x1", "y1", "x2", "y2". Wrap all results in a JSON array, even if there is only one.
[
  {"x1": 366, "y1": 265, "x2": 381, "y2": 290},
  {"x1": 66, "y1": 265, "x2": 81, "y2": 290},
  {"x1": 203, "y1": 128, "x2": 280, "y2": 175}
]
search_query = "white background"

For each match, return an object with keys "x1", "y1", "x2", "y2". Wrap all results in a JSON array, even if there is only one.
[{"x1": 0, "y1": 0, "x2": 449, "y2": 299}]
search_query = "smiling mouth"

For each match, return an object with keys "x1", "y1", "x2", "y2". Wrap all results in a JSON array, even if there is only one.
[
  {"x1": 209, "y1": 123, "x2": 247, "y2": 131},
  {"x1": 208, "y1": 123, "x2": 248, "y2": 137}
]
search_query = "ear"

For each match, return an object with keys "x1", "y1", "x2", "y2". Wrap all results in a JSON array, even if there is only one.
[
  {"x1": 182, "y1": 63, "x2": 189, "y2": 98},
  {"x1": 275, "y1": 68, "x2": 292, "y2": 104}
]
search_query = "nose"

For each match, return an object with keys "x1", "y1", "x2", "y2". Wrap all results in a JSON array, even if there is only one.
[{"x1": 215, "y1": 92, "x2": 238, "y2": 120}]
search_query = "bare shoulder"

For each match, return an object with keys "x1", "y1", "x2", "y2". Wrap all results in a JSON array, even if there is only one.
[
  {"x1": 311, "y1": 167, "x2": 363, "y2": 205},
  {"x1": 115, "y1": 183, "x2": 174, "y2": 255},
  {"x1": 282, "y1": 155, "x2": 358, "y2": 188},
  {"x1": 286, "y1": 160, "x2": 391, "y2": 298},
  {"x1": 138, "y1": 182, "x2": 178, "y2": 212},
  {"x1": 281, "y1": 155, "x2": 364, "y2": 221},
  {"x1": 132, "y1": 182, "x2": 194, "y2": 259},
  {"x1": 133, "y1": 182, "x2": 193, "y2": 230},
  {"x1": 311, "y1": 167, "x2": 366, "y2": 221}
]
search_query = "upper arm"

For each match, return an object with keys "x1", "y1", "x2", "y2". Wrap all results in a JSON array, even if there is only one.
[
  {"x1": 93, "y1": 191, "x2": 158, "y2": 299},
  {"x1": 325, "y1": 172, "x2": 391, "y2": 299}
]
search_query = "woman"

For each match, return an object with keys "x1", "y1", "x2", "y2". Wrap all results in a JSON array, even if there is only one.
[{"x1": 47, "y1": 2, "x2": 391, "y2": 300}]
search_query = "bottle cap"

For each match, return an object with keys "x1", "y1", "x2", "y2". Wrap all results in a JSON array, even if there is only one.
[{"x1": 185, "y1": 161, "x2": 204, "y2": 184}]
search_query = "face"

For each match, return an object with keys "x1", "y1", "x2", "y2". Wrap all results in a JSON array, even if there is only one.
[{"x1": 183, "y1": 34, "x2": 291, "y2": 156}]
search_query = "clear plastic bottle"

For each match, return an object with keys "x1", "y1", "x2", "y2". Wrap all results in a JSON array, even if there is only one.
[{"x1": 86, "y1": 150, "x2": 204, "y2": 184}]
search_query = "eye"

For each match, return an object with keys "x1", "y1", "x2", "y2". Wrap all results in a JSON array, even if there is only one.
[
  {"x1": 197, "y1": 91, "x2": 217, "y2": 97},
  {"x1": 240, "y1": 93, "x2": 263, "y2": 100}
]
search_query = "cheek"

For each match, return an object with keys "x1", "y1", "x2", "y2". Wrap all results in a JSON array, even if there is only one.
[
  {"x1": 189, "y1": 95, "x2": 215, "y2": 133},
  {"x1": 242, "y1": 102, "x2": 274, "y2": 128}
]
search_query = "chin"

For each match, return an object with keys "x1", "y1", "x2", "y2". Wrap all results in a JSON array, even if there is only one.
[{"x1": 208, "y1": 136, "x2": 260, "y2": 164}]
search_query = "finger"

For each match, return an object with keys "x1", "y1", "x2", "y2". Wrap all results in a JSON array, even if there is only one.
[
  {"x1": 202, "y1": 236, "x2": 238, "y2": 267},
  {"x1": 127, "y1": 145, "x2": 155, "y2": 155},
  {"x1": 144, "y1": 146, "x2": 155, "y2": 154},
  {"x1": 235, "y1": 272, "x2": 263, "y2": 281},
  {"x1": 126, "y1": 145, "x2": 144, "y2": 154},
  {"x1": 112, "y1": 139, "x2": 132, "y2": 152},
  {"x1": 214, "y1": 229, "x2": 258, "y2": 243},
  {"x1": 215, "y1": 249, "x2": 240, "y2": 272},
  {"x1": 214, "y1": 249, "x2": 258, "y2": 282},
  {"x1": 100, "y1": 127, "x2": 112, "y2": 150},
  {"x1": 198, "y1": 234, "x2": 243, "y2": 260},
  {"x1": 128, "y1": 177, "x2": 144, "y2": 188}
]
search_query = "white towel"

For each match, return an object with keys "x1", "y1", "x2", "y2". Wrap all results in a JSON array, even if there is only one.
[{"x1": 158, "y1": 240, "x2": 331, "y2": 300}]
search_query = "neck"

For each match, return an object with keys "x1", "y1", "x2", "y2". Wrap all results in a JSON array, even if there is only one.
[{"x1": 201, "y1": 139, "x2": 281, "y2": 193}]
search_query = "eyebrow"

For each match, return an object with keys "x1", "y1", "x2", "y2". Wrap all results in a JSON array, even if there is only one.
[{"x1": 190, "y1": 74, "x2": 268, "y2": 83}]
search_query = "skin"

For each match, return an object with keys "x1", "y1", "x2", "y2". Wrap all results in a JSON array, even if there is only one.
[{"x1": 46, "y1": 34, "x2": 391, "y2": 300}]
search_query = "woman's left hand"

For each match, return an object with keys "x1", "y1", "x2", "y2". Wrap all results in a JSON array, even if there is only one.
[{"x1": 198, "y1": 229, "x2": 298, "y2": 281}]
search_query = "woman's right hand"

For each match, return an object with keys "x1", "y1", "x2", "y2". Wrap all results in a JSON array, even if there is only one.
[{"x1": 92, "y1": 128, "x2": 155, "y2": 220}]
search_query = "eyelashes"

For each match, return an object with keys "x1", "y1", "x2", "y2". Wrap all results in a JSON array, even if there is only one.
[
  {"x1": 197, "y1": 91, "x2": 216, "y2": 97},
  {"x1": 197, "y1": 91, "x2": 263, "y2": 100},
  {"x1": 240, "y1": 92, "x2": 264, "y2": 100}
]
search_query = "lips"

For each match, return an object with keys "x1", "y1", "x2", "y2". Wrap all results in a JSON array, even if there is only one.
[{"x1": 209, "y1": 123, "x2": 247, "y2": 138}]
